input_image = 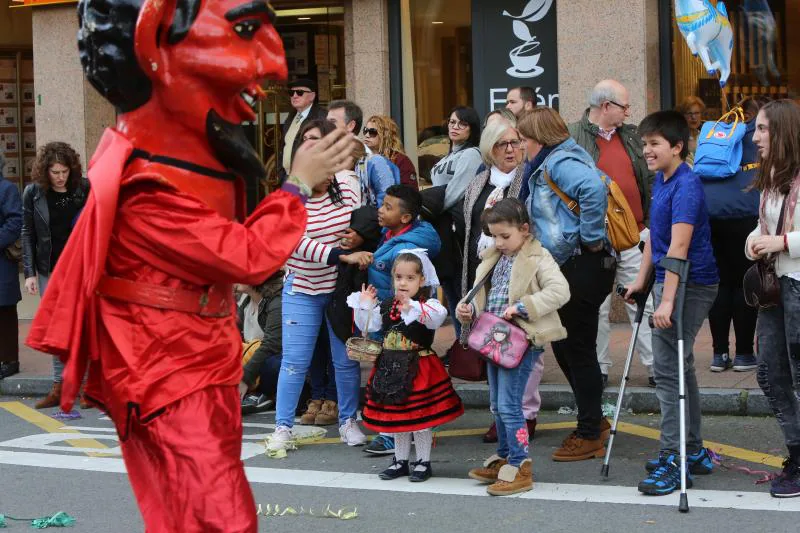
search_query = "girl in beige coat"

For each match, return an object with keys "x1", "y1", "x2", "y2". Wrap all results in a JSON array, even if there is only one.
[{"x1": 457, "y1": 198, "x2": 570, "y2": 496}]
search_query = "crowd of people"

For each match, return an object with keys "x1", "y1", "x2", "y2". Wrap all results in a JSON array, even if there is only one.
[{"x1": 1, "y1": 79, "x2": 800, "y2": 500}]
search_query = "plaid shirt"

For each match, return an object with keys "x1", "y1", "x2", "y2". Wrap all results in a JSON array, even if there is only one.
[{"x1": 482, "y1": 253, "x2": 529, "y2": 319}]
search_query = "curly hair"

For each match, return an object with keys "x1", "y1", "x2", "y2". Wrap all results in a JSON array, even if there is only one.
[
  {"x1": 77, "y1": 0, "x2": 201, "y2": 113},
  {"x1": 365, "y1": 115, "x2": 405, "y2": 159},
  {"x1": 32, "y1": 142, "x2": 83, "y2": 192}
]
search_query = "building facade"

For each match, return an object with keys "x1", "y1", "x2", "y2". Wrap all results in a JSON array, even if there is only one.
[{"x1": 1, "y1": 0, "x2": 797, "y2": 194}]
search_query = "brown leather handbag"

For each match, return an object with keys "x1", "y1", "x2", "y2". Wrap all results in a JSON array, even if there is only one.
[
  {"x1": 3, "y1": 240, "x2": 22, "y2": 263},
  {"x1": 447, "y1": 341, "x2": 487, "y2": 382},
  {"x1": 743, "y1": 195, "x2": 788, "y2": 309}
]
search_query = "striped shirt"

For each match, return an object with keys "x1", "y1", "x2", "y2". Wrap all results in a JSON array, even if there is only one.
[{"x1": 286, "y1": 174, "x2": 359, "y2": 295}]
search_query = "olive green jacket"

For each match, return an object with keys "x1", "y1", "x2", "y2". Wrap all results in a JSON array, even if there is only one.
[{"x1": 568, "y1": 109, "x2": 654, "y2": 225}]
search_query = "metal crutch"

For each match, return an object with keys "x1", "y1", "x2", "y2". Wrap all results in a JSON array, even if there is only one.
[
  {"x1": 601, "y1": 271, "x2": 655, "y2": 478},
  {"x1": 655, "y1": 257, "x2": 692, "y2": 513}
]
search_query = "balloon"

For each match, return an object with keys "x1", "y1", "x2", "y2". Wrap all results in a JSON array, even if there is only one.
[{"x1": 675, "y1": 0, "x2": 734, "y2": 87}]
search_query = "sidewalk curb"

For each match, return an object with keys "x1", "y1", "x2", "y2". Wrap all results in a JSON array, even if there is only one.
[{"x1": 1, "y1": 375, "x2": 772, "y2": 417}]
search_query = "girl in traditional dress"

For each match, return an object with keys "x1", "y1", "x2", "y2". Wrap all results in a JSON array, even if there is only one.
[{"x1": 348, "y1": 249, "x2": 463, "y2": 482}]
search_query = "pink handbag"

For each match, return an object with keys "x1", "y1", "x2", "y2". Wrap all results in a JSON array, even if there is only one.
[{"x1": 464, "y1": 269, "x2": 530, "y2": 369}]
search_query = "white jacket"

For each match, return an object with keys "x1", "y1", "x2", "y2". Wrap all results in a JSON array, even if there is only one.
[{"x1": 745, "y1": 191, "x2": 800, "y2": 278}]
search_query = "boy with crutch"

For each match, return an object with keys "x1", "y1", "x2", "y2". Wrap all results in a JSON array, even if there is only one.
[{"x1": 624, "y1": 111, "x2": 719, "y2": 503}]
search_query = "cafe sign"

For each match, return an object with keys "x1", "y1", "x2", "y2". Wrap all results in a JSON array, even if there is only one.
[{"x1": 472, "y1": 0, "x2": 559, "y2": 117}]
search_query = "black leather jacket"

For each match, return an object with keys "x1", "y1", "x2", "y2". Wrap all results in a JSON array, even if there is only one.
[{"x1": 21, "y1": 179, "x2": 90, "y2": 278}]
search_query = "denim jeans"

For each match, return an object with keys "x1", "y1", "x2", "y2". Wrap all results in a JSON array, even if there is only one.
[
  {"x1": 275, "y1": 275, "x2": 361, "y2": 428},
  {"x1": 652, "y1": 282, "x2": 717, "y2": 454},
  {"x1": 756, "y1": 277, "x2": 800, "y2": 449},
  {"x1": 39, "y1": 274, "x2": 65, "y2": 384},
  {"x1": 487, "y1": 348, "x2": 540, "y2": 466},
  {"x1": 440, "y1": 277, "x2": 462, "y2": 338},
  {"x1": 309, "y1": 325, "x2": 337, "y2": 400}
]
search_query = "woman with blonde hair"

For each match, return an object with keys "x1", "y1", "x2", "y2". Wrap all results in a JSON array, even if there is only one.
[
  {"x1": 518, "y1": 107, "x2": 614, "y2": 461},
  {"x1": 362, "y1": 115, "x2": 418, "y2": 190},
  {"x1": 677, "y1": 95, "x2": 706, "y2": 164}
]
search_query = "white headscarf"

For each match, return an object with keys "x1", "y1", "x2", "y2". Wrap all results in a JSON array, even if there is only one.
[{"x1": 397, "y1": 248, "x2": 440, "y2": 289}]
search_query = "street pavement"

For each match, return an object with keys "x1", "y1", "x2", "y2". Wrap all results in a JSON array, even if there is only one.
[{"x1": 0, "y1": 397, "x2": 797, "y2": 533}]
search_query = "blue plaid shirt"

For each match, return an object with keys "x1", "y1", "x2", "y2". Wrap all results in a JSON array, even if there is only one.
[{"x1": 484, "y1": 254, "x2": 528, "y2": 318}]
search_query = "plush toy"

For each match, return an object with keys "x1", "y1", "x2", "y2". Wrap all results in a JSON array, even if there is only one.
[{"x1": 675, "y1": 0, "x2": 735, "y2": 87}]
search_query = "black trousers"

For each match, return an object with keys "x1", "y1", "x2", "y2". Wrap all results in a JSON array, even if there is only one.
[
  {"x1": 551, "y1": 251, "x2": 615, "y2": 439},
  {"x1": 0, "y1": 305, "x2": 18, "y2": 363},
  {"x1": 708, "y1": 217, "x2": 758, "y2": 356}
]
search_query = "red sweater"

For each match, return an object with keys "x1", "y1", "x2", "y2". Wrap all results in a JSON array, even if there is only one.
[{"x1": 596, "y1": 135, "x2": 645, "y2": 230}]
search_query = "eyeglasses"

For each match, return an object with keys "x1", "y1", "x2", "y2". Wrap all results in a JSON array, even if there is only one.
[
  {"x1": 302, "y1": 135, "x2": 321, "y2": 142},
  {"x1": 362, "y1": 127, "x2": 379, "y2": 138},
  {"x1": 495, "y1": 140, "x2": 521, "y2": 150},
  {"x1": 289, "y1": 89, "x2": 311, "y2": 97},
  {"x1": 448, "y1": 119, "x2": 469, "y2": 130},
  {"x1": 608, "y1": 100, "x2": 631, "y2": 112}
]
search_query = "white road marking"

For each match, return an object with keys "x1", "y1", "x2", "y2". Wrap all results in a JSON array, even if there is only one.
[{"x1": 0, "y1": 450, "x2": 797, "y2": 512}]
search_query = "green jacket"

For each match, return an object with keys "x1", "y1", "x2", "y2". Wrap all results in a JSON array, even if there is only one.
[{"x1": 568, "y1": 109, "x2": 654, "y2": 224}]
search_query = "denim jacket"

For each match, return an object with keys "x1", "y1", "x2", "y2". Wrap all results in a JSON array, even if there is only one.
[{"x1": 526, "y1": 138, "x2": 608, "y2": 266}]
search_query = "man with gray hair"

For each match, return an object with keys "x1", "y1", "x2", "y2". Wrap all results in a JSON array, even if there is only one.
[{"x1": 568, "y1": 79, "x2": 655, "y2": 388}]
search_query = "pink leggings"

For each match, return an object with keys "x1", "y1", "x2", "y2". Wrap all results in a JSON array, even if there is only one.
[{"x1": 522, "y1": 356, "x2": 544, "y2": 420}]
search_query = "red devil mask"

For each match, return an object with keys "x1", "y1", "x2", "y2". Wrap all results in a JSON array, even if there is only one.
[{"x1": 78, "y1": 0, "x2": 287, "y2": 181}]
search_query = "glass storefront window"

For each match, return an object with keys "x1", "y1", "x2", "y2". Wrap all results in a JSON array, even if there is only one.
[
  {"x1": 401, "y1": 0, "x2": 473, "y2": 182},
  {"x1": 671, "y1": 0, "x2": 799, "y2": 117}
]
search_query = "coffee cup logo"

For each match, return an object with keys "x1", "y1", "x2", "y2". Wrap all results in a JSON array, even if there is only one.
[{"x1": 503, "y1": 0, "x2": 552, "y2": 78}]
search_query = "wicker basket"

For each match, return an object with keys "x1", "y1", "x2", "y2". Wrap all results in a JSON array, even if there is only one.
[{"x1": 345, "y1": 336, "x2": 382, "y2": 362}]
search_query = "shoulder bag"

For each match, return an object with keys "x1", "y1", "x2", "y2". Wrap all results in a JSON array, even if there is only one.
[
  {"x1": 464, "y1": 267, "x2": 530, "y2": 370},
  {"x1": 743, "y1": 194, "x2": 788, "y2": 309}
]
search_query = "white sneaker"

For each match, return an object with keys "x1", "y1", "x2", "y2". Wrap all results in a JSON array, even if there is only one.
[
  {"x1": 266, "y1": 425, "x2": 293, "y2": 453},
  {"x1": 339, "y1": 418, "x2": 367, "y2": 446}
]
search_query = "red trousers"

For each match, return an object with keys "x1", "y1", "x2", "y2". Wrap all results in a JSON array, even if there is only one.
[{"x1": 119, "y1": 386, "x2": 257, "y2": 533}]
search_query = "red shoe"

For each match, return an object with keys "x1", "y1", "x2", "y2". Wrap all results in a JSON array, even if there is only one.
[
  {"x1": 483, "y1": 422, "x2": 498, "y2": 443},
  {"x1": 526, "y1": 418, "x2": 537, "y2": 440}
]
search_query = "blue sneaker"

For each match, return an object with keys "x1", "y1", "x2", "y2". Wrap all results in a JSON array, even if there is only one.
[
  {"x1": 645, "y1": 447, "x2": 714, "y2": 475},
  {"x1": 710, "y1": 353, "x2": 732, "y2": 372},
  {"x1": 733, "y1": 354, "x2": 758, "y2": 372},
  {"x1": 365, "y1": 434, "x2": 395, "y2": 455},
  {"x1": 771, "y1": 458, "x2": 800, "y2": 498},
  {"x1": 638, "y1": 453, "x2": 693, "y2": 495}
]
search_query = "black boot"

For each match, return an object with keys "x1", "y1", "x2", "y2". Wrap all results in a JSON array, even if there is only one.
[
  {"x1": 0, "y1": 361, "x2": 20, "y2": 379},
  {"x1": 379, "y1": 457, "x2": 409, "y2": 480},
  {"x1": 409, "y1": 461, "x2": 433, "y2": 482}
]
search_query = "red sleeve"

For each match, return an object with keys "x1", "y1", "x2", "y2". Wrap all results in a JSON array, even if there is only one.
[{"x1": 116, "y1": 184, "x2": 307, "y2": 286}]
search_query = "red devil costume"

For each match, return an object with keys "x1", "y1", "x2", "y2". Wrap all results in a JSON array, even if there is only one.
[{"x1": 27, "y1": 1, "x2": 303, "y2": 531}]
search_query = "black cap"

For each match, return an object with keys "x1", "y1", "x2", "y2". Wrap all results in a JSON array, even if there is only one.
[{"x1": 288, "y1": 78, "x2": 317, "y2": 92}]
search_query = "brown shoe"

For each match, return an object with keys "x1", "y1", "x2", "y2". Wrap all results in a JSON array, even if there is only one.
[
  {"x1": 486, "y1": 459, "x2": 533, "y2": 496},
  {"x1": 79, "y1": 393, "x2": 94, "y2": 410},
  {"x1": 35, "y1": 382, "x2": 62, "y2": 410},
  {"x1": 299, "y1": 399, "x2": 323, "y2": 425},
  {"x1": 468, "y1": 454, "x2": 508, "y2": 483},
  {"x1": 483, "y1": 422, "x2": 498, "y2": 443},
  {"x1": 600, "y1": 417, "x2": 611, "y2": 442},
  {"x1": 314, "y1": 400, "x2": 339, "y2": 426},
  {"x1": 552, "y1": 432, "x2": 605, "y2": 462}
]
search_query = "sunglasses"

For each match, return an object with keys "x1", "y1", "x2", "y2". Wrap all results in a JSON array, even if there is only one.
[
  {"x1": 362, "y1": 127, "x2": 379, "y2": 138},
  {"x1": 289, "y1": 89, "x2": 312, "y2": 97}
]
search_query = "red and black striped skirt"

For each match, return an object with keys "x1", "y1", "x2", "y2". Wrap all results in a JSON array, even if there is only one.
[{"x1": 362, "y1": 354, "x2": 463, "y2": 433}]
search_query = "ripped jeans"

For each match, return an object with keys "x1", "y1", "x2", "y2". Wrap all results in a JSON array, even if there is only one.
[
  {"x1": 274, "y1": 275, "x2": 361, "y2": 428},
  {"x1": 756, "y1": 277, "x2": 800, "y2": 449}
]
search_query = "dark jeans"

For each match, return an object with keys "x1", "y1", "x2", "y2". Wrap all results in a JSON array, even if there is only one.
[
  {"x1": 309, "y1": 324, "x2": 337, "y2": 401},
  {"x1": 0, "y1": 305, "x2": 18, "y2": 364},
  {"x1": 551, "y1": 251, "x2": 615, "y2": 439},
  {"x1": 258, "y1": 356, "x2": 282, "y2": 399},
  {"x1": 756, "y1": 277, "x2": 800, "y2": 449},
  {"x1": 708, "y1": 217, "x2": 758, "y2": 355}
]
